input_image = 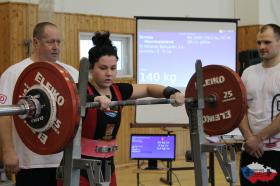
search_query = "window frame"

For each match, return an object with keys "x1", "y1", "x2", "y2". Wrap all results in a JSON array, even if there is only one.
[{"x1": 79, "y1": 32, "x2": 133, "y2": 78}]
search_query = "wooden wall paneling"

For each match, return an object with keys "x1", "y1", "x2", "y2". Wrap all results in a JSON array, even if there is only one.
[
  {"x1": 132, "y1": 37, "x2": 137, "y2": 81},
  {"x1": 103, "y1": 16, "x2": 136, "y2": 34},
  {"x1": 0, "y1": 3, "x2": 37, "y2": 75},
  {"x1": 54, "y1": 13, "x2": 69, "y2": 67},
  {"x1": 25, "y1": 3, "x2": 37, "y2": 41},
  {"x1": 63, "y1": 14, "x2": 74, "y2": 68},
  {"x1": 24, "y1": 4, "x2": 38, "y2": 58},
  {"x1": 237, "y1": 25, "x2": 261, "y2": 71},
  {"x1": 176, "y1": 129, "x2": 190, "y2": 156},
  {"x1": 53, "y1": 13, "x2": 67, "y2": 65},
  {"x1": 237, "y1": 25, "x2": 260, "y2": 53},
  {"x1": 0, "y1": 3, "x2": 10, "y2": 75},
  {"x1": 68, "y1": 14, "x2": 78, "y2": 68},
  {"x1": 9, "y1": 4, "x2": 28, "y2": 65}
]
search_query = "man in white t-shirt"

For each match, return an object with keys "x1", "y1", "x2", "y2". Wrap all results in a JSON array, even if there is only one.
[
  {"x1": 239, "y1": 24, "x2": 280, "y2": 186},
  {"x1": 0, "y1": 22, "x2": 78, "y2": 186}
]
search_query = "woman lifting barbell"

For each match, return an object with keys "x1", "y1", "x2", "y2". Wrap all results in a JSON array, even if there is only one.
[{"x1": 57, "y1": 31, "x2": 185, "y2": 186}]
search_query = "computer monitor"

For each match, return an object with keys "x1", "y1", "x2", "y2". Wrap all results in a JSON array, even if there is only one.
[{"x1": 130, "y1": 134, "x2": 176, "y2": 169}]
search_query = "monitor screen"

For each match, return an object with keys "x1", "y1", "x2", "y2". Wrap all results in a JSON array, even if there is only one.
[{"x1": 130, "y1": 134, "x2": 176, "y2": 160}]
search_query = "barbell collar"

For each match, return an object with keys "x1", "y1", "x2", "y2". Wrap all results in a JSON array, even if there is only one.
[{"x1": 0, "y1": 96, "x2": 42, "y2": 120}]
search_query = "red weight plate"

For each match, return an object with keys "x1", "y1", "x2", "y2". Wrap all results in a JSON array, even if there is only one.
[
  {"x1": 13, "y1": 62, "x2": 80, "y2": 155},
  {"x1": 185, "y1": 65, "x2": 247, "y2": 136}
]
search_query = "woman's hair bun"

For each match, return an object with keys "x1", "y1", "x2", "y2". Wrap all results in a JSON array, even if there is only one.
[
  {"x1": 91, "y1": 31, "x2": 112, "y2": 47},
  {"x1": 88, "y1": 31, "x2": 118, "y2": 67}
]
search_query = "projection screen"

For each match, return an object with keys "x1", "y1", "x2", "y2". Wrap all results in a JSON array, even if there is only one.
[{"x1": 135, "y1": 17, "x2": 238, "y2": 124}]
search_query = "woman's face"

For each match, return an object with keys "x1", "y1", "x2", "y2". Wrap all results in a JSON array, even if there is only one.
[{"x1": 91, "y1": 55, "x2": 118, "y2": 89}]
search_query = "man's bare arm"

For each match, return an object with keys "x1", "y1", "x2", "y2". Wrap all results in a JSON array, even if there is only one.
[
  {"x1": 257, "y1": 113, "x2": 280, "y2": 142},
  {"x1": 0, "y1": 116, "x2": 19, "y2": 173},
  {"x1": 239, "y1": 114, "x2": 253, "y2": 140}
]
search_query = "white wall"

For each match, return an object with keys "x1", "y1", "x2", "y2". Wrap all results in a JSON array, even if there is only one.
[
  {"x1": 54, "y1": 0, "x2": 235, "y2": 19},
  {"x1": 1, "y1": 0, "x2": 280, "y2": 26},
  {"x1": 259, "y1": 0, "x2": 280, "y2": 25},
  {"x1": 0, "y1": 0, "x2": 235, "y2": 19},
  {"x1": 234, "y1": 0, "x2": 259, "y2": 26}
]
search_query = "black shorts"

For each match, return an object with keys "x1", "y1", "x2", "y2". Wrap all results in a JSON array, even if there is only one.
[
  {"x1": 240, "y1": 150, "x2": 280, "y2": 186},
  {"x1": 16, "y1": 168, "x2": 57, "y2": 186}
]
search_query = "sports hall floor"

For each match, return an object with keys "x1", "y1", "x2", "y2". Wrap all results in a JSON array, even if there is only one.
[{"x1": 116, "y1": 155, "x2": 241, "y2": 186}]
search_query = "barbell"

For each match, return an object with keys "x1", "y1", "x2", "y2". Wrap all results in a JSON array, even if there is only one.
[{"x1": 0, "y1": 62, "x2": 247, "y2": 155}]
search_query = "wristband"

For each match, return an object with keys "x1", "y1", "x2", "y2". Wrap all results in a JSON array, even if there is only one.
[{"x1": 163, "y1": 86, "x2": 181, "y2": 98}]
